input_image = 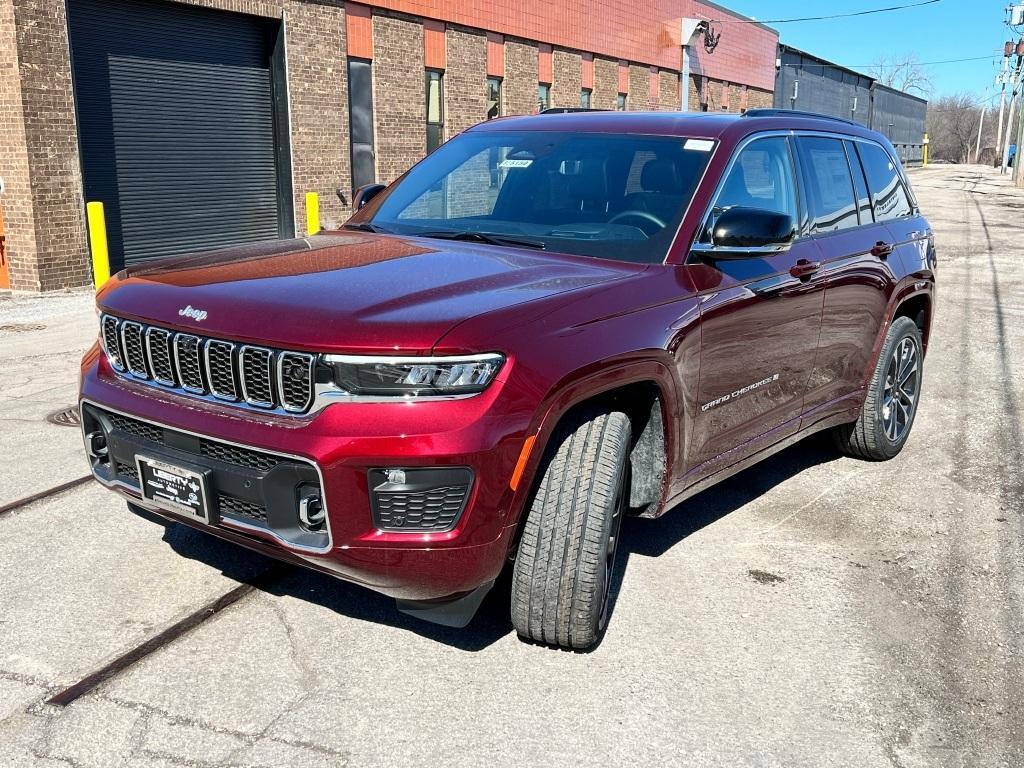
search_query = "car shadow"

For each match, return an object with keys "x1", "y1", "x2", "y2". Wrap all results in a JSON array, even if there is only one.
[
  {"x1": 129, "y1": 432, "x2": 842, "y2": 653},
  {"x1": 601, "y1": 433, "x2": 843, "y2": 630}
]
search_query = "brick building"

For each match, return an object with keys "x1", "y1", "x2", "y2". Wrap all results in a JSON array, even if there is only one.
[{"x1": 0, "y1": 0, "x2": 778, "y2": 291}]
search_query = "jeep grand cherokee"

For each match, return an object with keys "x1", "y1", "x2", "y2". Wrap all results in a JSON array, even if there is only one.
[{"x1": 80, "y1": 110, "x2": 935, "y2": 650}]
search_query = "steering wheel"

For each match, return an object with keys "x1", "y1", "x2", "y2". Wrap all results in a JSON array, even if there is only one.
[{"x1": 607, "y1": 210, "x2": 666, "y2": 237}]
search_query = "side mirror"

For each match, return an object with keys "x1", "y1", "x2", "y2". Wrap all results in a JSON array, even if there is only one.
[
  {"x1": 352, "y1": 183, "x2": 386, "y2": 210},
  {"x1": 710, "y1": 207, "x2": 795, "y2": 253}
]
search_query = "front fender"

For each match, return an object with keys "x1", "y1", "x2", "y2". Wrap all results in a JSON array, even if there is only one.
[{"x1": 498, "y1": 354, "x2": 681, "y2": 548}]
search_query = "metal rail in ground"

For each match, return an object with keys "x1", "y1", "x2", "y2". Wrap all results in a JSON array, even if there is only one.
[
  {"x1": 0, "y1": 476, "x2": 93, "y2": 519},
  {"x1": 46, "y1": 566, "x2": 286, "y2": 707}
]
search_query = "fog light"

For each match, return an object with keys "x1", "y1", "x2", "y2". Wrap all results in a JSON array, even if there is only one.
[
  {"x1": 385, "y1": 468, "x2": 406, "y2": 485},
  {"x1": 86, "y1": 430, "x2": 109, "y2": 463},
  {"x1": 298, "y1": 491, "x2": 325, "y2": 530}
]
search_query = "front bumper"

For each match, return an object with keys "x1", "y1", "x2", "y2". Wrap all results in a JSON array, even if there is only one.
[{"x1": 79, "y1": 344, "x2": 535, "y2": 601}]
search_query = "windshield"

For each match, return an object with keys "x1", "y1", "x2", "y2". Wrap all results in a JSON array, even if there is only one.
[{"x1": 360, "y1": 130, "x2": 714, "y2": 264}]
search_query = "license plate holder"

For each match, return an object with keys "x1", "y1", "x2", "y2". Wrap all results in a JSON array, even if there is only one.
[{"x1": 136, "y1": 454, "x2": 214, "y2": 524}]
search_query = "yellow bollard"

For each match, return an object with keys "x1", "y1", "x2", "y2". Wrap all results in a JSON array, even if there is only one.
[
  {"x1": 305, "y1": 192, "x2": 320, "y2": 236},
  {"x1": 922, "y1": 133, "x2": 929, "y2": 167},
  {"x1": 86, "y1": 201, "x2": 110, "y2": 290}
]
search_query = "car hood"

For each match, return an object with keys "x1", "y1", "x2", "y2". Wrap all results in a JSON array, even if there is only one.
[{"x1": 98, "y1": 232, "x2": 638, "y2": 352}]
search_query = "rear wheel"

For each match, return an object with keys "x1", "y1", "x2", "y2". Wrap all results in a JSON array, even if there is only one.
[
  {"x1": 833, "y1": 316, "x2": 923, "y2": 460},
  {"x1": 510, "y1": 410, "x2": 631, "y2": 650}
]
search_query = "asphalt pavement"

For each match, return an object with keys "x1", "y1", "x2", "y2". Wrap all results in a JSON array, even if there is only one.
[{"x1": 0, "y1": 164, "x2": 1021, "y2": 767}]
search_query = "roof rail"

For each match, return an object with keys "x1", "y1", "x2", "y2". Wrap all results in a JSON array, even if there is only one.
[
  {"x1": 538, "y1": 107, "x2": 610, "y2": 114},
  {"x1": 742, "y1": 108, "x2": 863, "y2": 128}
]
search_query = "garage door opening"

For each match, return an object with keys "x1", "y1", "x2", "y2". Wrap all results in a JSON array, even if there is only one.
[{"x1": 68, "y1": 0, "x2": 294, "y2": 271}]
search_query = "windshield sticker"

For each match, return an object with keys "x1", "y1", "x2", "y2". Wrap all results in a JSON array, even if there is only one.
[
  {"x1": 701, "y1": 373, "x2": 779, "y2": 412},
  {"x1": 684, "y1": 139, "x2": 715, "y2": 152},
  {"x1": 498, "y1": 158, "x2": 534, "y2": 169}
]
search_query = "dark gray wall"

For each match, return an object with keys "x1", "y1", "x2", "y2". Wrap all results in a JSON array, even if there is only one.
[
  {"x1": 775, "y1": 47, "x2": 873, "y2": 125},
  {"x1": 870, "y1": 83, "x2": 928, "y2": 165},
  {"x1": 773, "y1": 45, "x2": 927, "y2": 165}
]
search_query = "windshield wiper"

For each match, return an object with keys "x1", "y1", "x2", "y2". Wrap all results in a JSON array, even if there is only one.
[
  {"x1": 343, "y1": 222, "x2": 391, "y2": 233},
  {"x1": 413, "y1": 230, "x2": 546, "y2": 250}
]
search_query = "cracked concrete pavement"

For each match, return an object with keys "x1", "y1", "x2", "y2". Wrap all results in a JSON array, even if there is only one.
[{"x1": 0, "y1": 165, "x2": 1021, "y2": 766}]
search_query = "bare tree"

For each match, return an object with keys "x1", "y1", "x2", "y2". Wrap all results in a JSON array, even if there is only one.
[
  {"x1": 927, "y1": 93, "x2": 983, "y2": 163},
  {"x1": 870, "y1": 55, "x2": 933, "y2": 96}
]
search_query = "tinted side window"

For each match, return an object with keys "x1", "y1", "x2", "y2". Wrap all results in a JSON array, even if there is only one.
[
  {"x1": 845, "y1": 140, "x2": 873, "y2": 223},
  {"x1": 713, "y1": 136, "x2": 798, "y2": 217},
  {"x1": 857, "y1": 141, "x2": 913, "y2": 221},
  {"x1": 796, "y1": 137, "x2": 858, "y2": 233}
]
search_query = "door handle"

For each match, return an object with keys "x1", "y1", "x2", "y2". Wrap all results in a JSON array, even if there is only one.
[
  {"x1": 789, "y1": 259, "x2": 821, "y2": 280},
  {"x1": 871, "y1": 241, "x2": 895, "y2": 259}
]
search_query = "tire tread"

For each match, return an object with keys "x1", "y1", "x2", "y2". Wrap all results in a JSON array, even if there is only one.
[{"x1": 511, "y1": 410, "x2": 630, "y2": 649}]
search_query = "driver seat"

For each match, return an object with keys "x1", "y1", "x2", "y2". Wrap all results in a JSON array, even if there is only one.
[{"x1": 621, "y1": 159, "x2": 685, "y2": 222}]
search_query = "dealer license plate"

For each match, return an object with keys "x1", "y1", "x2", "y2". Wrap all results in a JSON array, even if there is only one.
[{"x1": 136, "y1": 455, "x2": 210, "y2": 523}]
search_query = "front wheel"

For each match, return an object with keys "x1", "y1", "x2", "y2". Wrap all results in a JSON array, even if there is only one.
[
  {"x1": 510, "y1": 410, "x2": 631, "y2": 650},
  {"x1": 833, "y1": 316, "x2": 924, "y2": 460}
]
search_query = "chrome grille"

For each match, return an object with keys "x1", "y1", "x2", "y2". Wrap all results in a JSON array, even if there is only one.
[
  {"x1": 145, "y1": 328, "x2": 175, "y2": 386},
  {"x1": 101, "y1": 315, "x2": 124, "y2": 370},
  {"x1": 174, "y1": 334, "x2": 205, "y2": 392},
  {"x1": 278, "y1": 352, "x2": 315, "y2": 412},
  {"x1": 205, "y1": 340, "x2": 237, "y2": 400},
  {"x1": 120, "y1": 322, "x2": 148, "y2": 376},
  {"x1": 100, "y1": 314, "x2": 316, "y2": 415},
  {"x1": 240, "y1": 346, "x2": 274, "y2": 407}
]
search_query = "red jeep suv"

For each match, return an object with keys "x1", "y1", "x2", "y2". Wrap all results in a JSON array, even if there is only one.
[{"x1": 80, "y1": 110, "x2": 935, "y2": 649}]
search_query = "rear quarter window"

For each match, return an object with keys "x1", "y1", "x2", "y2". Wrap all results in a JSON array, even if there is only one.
[{"x1": 857, "y1": 141, "x2": 914, "y2": 221}]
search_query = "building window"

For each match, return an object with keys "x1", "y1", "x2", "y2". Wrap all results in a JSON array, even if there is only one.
[
  {"x1": 426, "y1": 70, "x2": 443, "y2": 153},
  {"x1": 486, "y1": 77, "x2": 502, "y2": 120},
  {"x1": 616, "y1": 93, "x2": 627, "y2": 111},
  {"x1": 347, "y1": 58, "x2": 376, "y2": 192},
  {"x1": 580, "y1": 88, "x2": 592, "y2": 108},
  {"x1": 538, "y1": 83, "x2": 551, "y2": 112}
]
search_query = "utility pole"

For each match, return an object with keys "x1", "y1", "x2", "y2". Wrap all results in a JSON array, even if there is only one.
[
  {"x1": 975, "y1": 86, "x2": 990, "y2": 163},
  {"x1": 1015, "y1": 58, "x2": 1024, "y2": 184},
  {"x1": 1000, "y1": 45, "x2": 1024, "y2": 174},
  {"x1": 996, "y1": 52, "x2": 1010, "y2": 156}
]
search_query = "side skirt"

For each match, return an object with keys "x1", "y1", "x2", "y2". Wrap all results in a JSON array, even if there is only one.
[{"x1": 645, "y1": 407, "x2": 860, "y2": 517}]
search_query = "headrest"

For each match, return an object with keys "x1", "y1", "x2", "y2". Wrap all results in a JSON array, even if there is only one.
[
  {"x1": 566, "y1": 158, "x2": 608, "y2": 200},
  {"x1": 641, "y1": 159, "x2": 681, "y2": 193}
]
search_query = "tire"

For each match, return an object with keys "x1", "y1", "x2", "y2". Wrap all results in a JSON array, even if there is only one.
[
  {"x1": 833, "y1": 316, "x2": 924, "y2": 461},
  {"x1": 510, "y1": 409, "x2": 631, "y2": 650}
]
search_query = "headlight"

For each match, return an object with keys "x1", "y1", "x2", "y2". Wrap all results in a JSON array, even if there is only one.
[{"x1": 322, "y1": 353, "x2": 504, "y2": 397}]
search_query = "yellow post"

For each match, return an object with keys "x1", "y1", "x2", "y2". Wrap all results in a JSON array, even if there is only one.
[
  {"x1": 86, "y1": 201, "x2": 110, "y2": 290},
  {"x1": 305, "y1": 192, "x2": 320, "y2": 236},
  {"x1": 922, "y1": 133, "x2": 929, "y2": 167}
]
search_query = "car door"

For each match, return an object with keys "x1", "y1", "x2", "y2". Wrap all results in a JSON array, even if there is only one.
[
  {"x1": 799, "y1": 136, "x2": 904, "y2": 424},
  {"x1": 684, "y1": 134, "x2": 827, "y2": 476}
]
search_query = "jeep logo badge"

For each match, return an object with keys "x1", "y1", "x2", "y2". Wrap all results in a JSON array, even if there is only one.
[{"x1": 178, "y1": 305, "x2": 208, "y2": 322}]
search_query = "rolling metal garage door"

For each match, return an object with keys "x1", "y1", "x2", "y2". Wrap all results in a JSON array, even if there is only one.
[{"x1": 68, "y1": 0, "x2": 292, "y2": 270}]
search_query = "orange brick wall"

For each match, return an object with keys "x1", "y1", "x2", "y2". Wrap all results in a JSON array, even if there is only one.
[{"x1": 355, "y1": 0, "x2": 777, "y2": 91}]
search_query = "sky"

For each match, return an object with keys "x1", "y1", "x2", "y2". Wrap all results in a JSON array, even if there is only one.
[{"x1": 723, "y1": 0, "x2": 1013, "y2": 101}]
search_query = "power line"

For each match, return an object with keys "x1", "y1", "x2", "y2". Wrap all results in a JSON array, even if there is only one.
[
  {"x1": 712, "y1": 0, "x2": 942, "y2": 24},
  {"x1": 781, "y1": 54, "x2": 1001, "y2": 72}
]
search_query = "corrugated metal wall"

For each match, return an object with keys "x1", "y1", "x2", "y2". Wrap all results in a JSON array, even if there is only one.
[{"x1": 773, "y1": 45, "x2": 927, "y2": 166}]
